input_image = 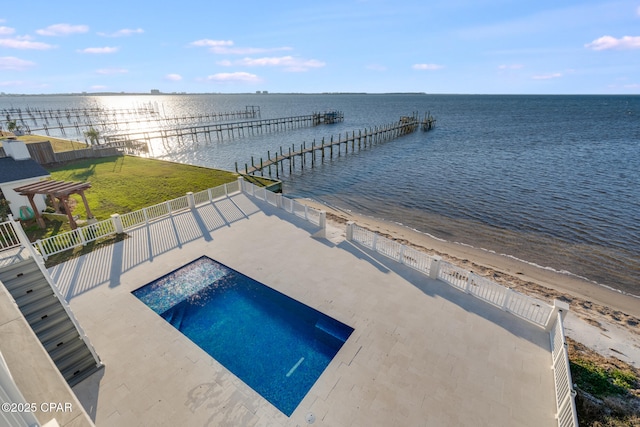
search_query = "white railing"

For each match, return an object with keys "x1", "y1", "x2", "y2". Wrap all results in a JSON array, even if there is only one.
[
  {"x1": 225, "y1": 180, "x2": 240, "y2": 194},
  {"x1": 193, "y1": 189, "x2": 210, "y2": 205},
  {"x1": 32, "y1": 180, "x2": 244, "y2": 260},
  {"x1": 240, "y1": 180, "x2": 326, "y2": 230},
  {"x1": 347, "y1": 222, "x2": 556, "y2": 329},
  {"x1": 120, "y1": 209, "x2": 146, "y2": 230},
  {"x1": 292, "y1": 201, "x2": 307, "y2": 219},
  {"x1": 209, "y1": 185, "x2": 227, "y2": 201},
  {"x1": 0, "y1": 351, "x2": 41, "y2": 427},
  {"x1": 0, "y1": 220, "x2": 20, "y2": 251},
  {"x1": 265, "y1": 190, "x2": 278, "y2": 207},
  {"x1": 34, "y1": 218, "x2": 117, "y2": 259},
  {"x1": 438, "y1": 262, "x2": 468, "y2": 291},
  {"x1": 550, "y1": 313, "x2": 579, "y2": 427},
  {"x1": 349, "y1": 224, "x2": 435, "y2": 276},
  {"x1": 401, "y1": 246, "x2": 433, "y2": 276}
]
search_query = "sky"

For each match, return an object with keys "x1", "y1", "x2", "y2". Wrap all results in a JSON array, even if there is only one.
[{"x1": 0, "y1": 0, "x2": 639, "y2": 94}]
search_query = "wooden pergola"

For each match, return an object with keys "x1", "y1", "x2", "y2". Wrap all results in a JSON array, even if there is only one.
[{"x1": 13, "y1": 180, "x2": 93, "y2": 230}]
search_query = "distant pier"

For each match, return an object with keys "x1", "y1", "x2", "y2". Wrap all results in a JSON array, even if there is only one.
[
  {"x1": 104, "y1": 111, "x2": 344, "y2": 155},
  {"x1": 237, "y1": 113, "x2": 433, "y2": 178},
  {"x1": 1, "y1": 105, "x2": 261, "y2": 140}
]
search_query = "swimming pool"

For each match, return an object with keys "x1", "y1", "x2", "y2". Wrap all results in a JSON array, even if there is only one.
[{"x1": 132, "y1": 256, "x2": 353, "y2": 416}]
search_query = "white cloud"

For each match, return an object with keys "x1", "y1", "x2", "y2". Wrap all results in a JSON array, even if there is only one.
[
  {"x1": 90, "y1": 85, "x2": 108, "y2": 90},
  {"x1": 0, "y1": 56, "x2": 36, "y2": 70},
  {"x1": 36, "y1": 23, "x2": 89, "y2": 36},
  {"x1": 78, "y1": 46, "x2": 119, "y2": 54},
  {"x1": 0, "y1": 38, "x2": 55, "y2": 49},
  {"x1": 585, "y1": 35, "x2": 640, "y2": 50},
  {"x1": 498, "y1": 64, "x2": 524, "y2": 70},
  {"x1": 0, "y1": 26, "x2": 14, "y2": 35},
  {"x1": 190, "y1": 39, "x2": 292, "y2": 55},
  {"x1": 190, "y1": 39, "x2": 234, "y2": 47},
  {"x1": 637, "y1": 6, "x2": 640, "y2": 16},
  {"x1": 412, "y1": 63, "x2": 444, "y2": 70},
  {"x1": 217, "y1": 59, "x2": 233, "y2": 66},
  {"x1": 204, "y1": 72, "x2": 261, "y2": 83},
  {"x1": 233, "y1": 56, "x2": 325, "y2": 72},
  {"x1": 165, "y1": 73, "x2": 182, "y2": 81},
  {"x1": 211, "y1": 46, "x2": 292, "y2": 55},
  {"x1": 98, "y1": 28, "x2": 144, "y2": 37},
  {"x1": 96, "y1": 68, "x2": 128, "y2": 74},
  {"x1": 532, "y1": 73, "x2": 562, "y2": 80}
]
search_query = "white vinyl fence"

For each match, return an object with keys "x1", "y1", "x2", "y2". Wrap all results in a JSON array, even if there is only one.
[
  {"x1": 0, "y1": 220, "x2": 20, "y2": 251},
  {"x1": 240, "y1": 180, "x2": 325, "y2": 228},
  {"x1": 551, "y1": 313, "x2": 579, "y2": 427},
  {"x1": 32, "y1": 180, "x2": 242, "y2": 260}
]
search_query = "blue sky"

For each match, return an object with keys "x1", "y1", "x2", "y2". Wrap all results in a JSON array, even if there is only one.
[{"x1": 1, "y1": 0, "x2": 639, "y2": 94}]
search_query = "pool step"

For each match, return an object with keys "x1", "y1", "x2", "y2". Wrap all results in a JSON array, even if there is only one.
[
  {"x1": 314, "y1": 318, "x2": 353, "y2": 349},
  {"x1": 164, "y1": 303, "x2": 187, "y2": 330},
  {"x1": 0, "y1": 257, "x2": 102, "y2": 387}
]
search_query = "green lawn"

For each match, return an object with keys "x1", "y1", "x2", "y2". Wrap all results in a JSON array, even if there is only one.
[{"x1": 48, "y1": 155, "x2": 242, "y2": 220}]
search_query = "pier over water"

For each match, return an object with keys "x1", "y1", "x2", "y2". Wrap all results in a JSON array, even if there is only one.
[{"x1": 238, "y1": 112, "x2": 435, "y2": 178}]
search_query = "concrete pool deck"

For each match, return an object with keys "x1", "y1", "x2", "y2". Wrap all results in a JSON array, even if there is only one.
[{"x1": 49, "y1": 192, "x2": 557, "y2": 426}]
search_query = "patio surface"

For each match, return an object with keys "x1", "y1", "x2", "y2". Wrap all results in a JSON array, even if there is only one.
[{"x1": 48, "y1": 192, "x2": 557, "y2": 426}]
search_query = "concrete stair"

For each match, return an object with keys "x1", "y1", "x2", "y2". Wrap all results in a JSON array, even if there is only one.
[{"x1": 0, "y1": 258, "x2": 102, "y2": 387}]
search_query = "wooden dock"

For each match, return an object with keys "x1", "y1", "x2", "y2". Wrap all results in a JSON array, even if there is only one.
[
  {"x1": 104, "y1": 111, "x2": 344, "y2": 155},
  {"x1": 237, "y1": 113, "x2": 431, "y2": 178},
  {"x1": 421, "y1": 112, "x2": 436, "y2": 130}
]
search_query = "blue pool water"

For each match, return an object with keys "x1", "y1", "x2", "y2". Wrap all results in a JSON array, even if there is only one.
[{"x1": 132, "y1": 256, "x2": 353, "y2": 416}]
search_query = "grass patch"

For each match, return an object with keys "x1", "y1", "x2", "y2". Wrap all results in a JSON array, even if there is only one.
[
  {"x1": 568, "y1": 337, "x2": 640, "y2": 426},
  {"x1": 47, "y1": 155, "x2": 243, "y2": 220},
  {"x1": 22, "y1": 218, "x2": 74, "y2": 241}
]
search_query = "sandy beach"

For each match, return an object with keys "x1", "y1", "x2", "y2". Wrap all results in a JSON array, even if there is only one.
[{"x1": 299, "y1": 198, "x2": 640, "y2": 367}]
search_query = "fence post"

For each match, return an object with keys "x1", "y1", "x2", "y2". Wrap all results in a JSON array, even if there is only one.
[
  {"x1": 346, "y1": 221, "x2": 354, "y2": 241},
  {"x1": 545, "y1": 299, "x2": 570, "y2": 332},
  {"x1": 76, "y1": 227, "x2": 87, "y2": 246},
  {"x1": 187, "y1": 192, "x2": 195, "y2": 209},
  {"x1": 36, "y1": 240, "x2": 47, "y2": 260},
  {"x1": 317, "y1": 211, "x2": 327, "y2": 238},
  {"x1": 143, "y1": 207, "x2": 149, "y2": 225},
  {"x1": 428, "y1": 256, "x2": 441, "y2": 279},
  {"x1": 8, "y1": 214, "x2": 45, "y2": 260},
  {"x1": 465, "y1": 272, "x2": 474, "y2": 294},
  {"x1": 276, "y1": 193, "x2": 283, "y2": 209},
  {"x1": 372, "y1": 233, "x2": 378, "y2": 250},
  {"x1": 502, "y1": 288, "x2": 513, "y2": 312},
  {"x1": 237, "y1": 176, "x2": 245, "y2": 193},
  {"x1": 304, "y1": 205, "x2": 309, "y2": 221},
  {"x1": 111, "y1": 213, "x2": 124, "y2": 234}
]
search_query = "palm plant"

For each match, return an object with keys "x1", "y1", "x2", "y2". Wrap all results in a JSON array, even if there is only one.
[{"x1": 84, "y1": 127, "x2": 100, "y2": 145}]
